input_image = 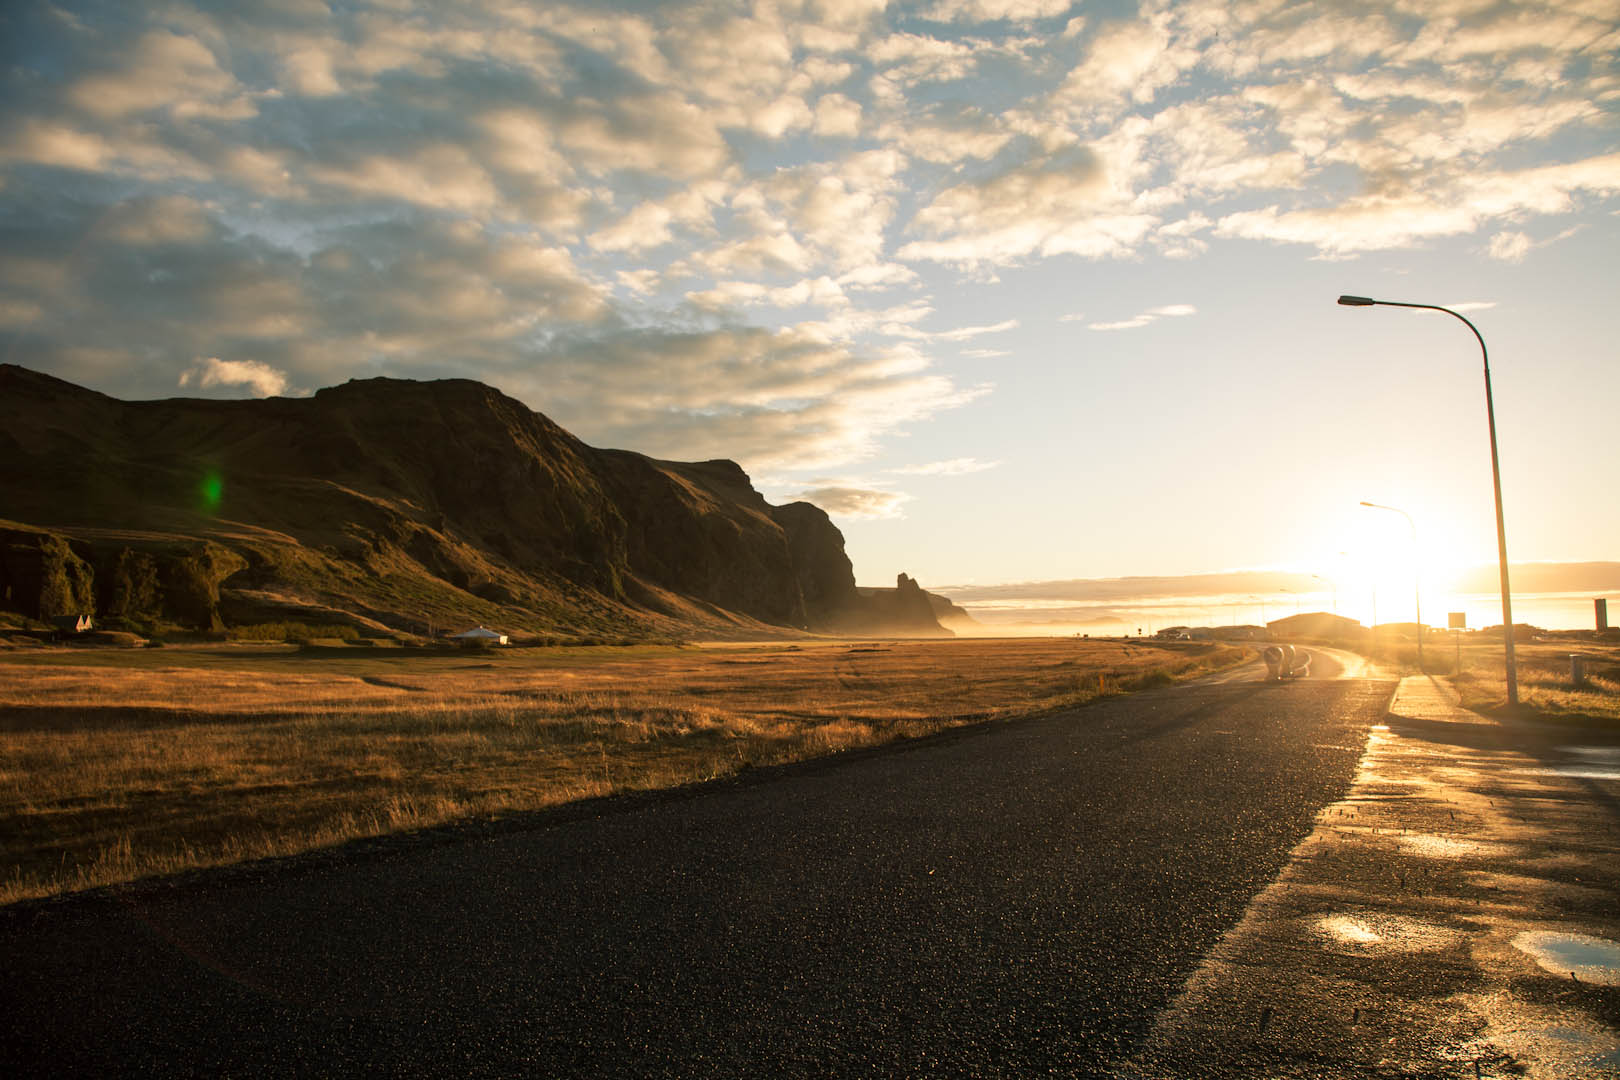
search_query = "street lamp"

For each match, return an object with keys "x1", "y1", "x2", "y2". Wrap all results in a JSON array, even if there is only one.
[
  {"x1": 1337, "y1": 295, "x2": 1517, "y2": 705},
  {"x1": 1360, "y1": 500, "x2": 1422, "y2": 672}
]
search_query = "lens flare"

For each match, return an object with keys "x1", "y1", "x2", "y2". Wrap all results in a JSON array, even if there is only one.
[{"x1": 199, "y1": 470, "x2": 224, "y2": 513}]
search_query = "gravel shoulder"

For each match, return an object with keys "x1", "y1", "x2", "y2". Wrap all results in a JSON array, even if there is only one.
[{"x1": 1124, "y1": 675, "x2": 1620, "y2": 1079}]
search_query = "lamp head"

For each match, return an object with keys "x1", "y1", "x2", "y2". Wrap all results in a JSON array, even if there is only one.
[{"x1": 1338, "y1": 295, "x2": 1376, "y2": 306}]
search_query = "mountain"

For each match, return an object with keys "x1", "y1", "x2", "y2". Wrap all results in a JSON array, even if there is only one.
[
  {"x1": 0, "y1": 365, "x2": 948, "y2": 640},
  {"x1": 855, "y1": 575, "x2": 973, "y2": 637}
]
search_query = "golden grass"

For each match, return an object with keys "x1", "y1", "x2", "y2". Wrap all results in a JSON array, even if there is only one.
[
  {"x1": 1443, "y1": 639, "x2": 1620, "y2": 723},
  {"x1": 0, "y1": 637, "x2": 1244, "y2": 905}
]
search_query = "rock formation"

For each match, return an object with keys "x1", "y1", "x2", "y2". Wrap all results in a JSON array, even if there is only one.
[{"x1": 0, "y1": 364, "x2": 948, "y2": 640}]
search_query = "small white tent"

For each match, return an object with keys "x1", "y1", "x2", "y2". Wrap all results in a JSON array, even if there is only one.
[{"x1": 451, "y1": 626, "x2": 508, "y2": 646}]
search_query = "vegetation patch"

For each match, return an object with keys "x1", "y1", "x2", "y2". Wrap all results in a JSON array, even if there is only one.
[
  {"x1": 227, "y1": 621, "x2": 362, "y2": 643},
  {"x1": 0, "y1": 637, "x2": 1245, "y2": 904}
]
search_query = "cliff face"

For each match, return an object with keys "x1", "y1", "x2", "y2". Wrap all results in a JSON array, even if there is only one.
[
  {"x1": 769, "y1": 501, "x2": 858, "y2": 626},
  {"x1": 849, "y1": 574, "x2": 957, "y2": 637},
  {"x1": 0, "y1": 365, "x2": 946, "y2": 639}
]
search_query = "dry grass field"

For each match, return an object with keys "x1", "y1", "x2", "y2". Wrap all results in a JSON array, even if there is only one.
[
  {"x1": 0, "y1": 637, "x2": 1244, "y2": 905},
  {"x1": 1357, "y1": 633, "x2": 1620, "y2": 723},
  {"x1": 1451, "y1": 639, "x2": 1620, "y2": 723}
]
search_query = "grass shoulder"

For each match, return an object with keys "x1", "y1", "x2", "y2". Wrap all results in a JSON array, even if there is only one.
[{"x1": 0, "y1": 637, "x2": 1246, "y2": 906}]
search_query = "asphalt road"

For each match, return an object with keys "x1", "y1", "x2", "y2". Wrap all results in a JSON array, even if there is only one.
[{"x1": 1, "y1": 655, "x2": 1394, "y2": 1077}]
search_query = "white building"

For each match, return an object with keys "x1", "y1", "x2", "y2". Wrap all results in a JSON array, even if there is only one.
[{"x1": 451, "y1": 626, "x2": 508, "y2": 646}]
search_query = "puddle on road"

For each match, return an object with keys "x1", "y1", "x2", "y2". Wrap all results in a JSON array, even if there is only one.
[
  {"x1": 1316, "y1": 913, "x2": 1463, "y2": 952},
  {"x1": 1520, "y1": 767, "x2": 1620, "y2": 781},
  {"x1": 1467, "y1": 991, "x2": 1620, "y2": 1079},
  {"x1": 1512, "y1": 931, "x2": 1620, "y2": 986},
  {"x1": 1519, "y1": 746, "x2": 1620, "y2": 783},
  {"x1": 1400, "y1": 834, "x2": 1515, "y2": 859}
]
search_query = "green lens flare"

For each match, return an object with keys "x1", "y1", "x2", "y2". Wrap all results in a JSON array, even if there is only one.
[{"x1": 200, "y1": 470, "x2": 224, "y2": 513}]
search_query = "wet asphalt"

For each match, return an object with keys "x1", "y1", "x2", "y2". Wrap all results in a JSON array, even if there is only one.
[{"x1": 0, "y1": 667, "x2": 1394, "y2": 1078}]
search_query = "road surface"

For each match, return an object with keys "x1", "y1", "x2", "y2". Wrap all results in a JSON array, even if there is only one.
[{"x1": 1, "y1": 649, "x2": 1393, "y2": 1077}]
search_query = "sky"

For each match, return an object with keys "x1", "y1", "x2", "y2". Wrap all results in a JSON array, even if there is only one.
[{"x1": 2, "y1": 0, "x2": 1617, "y2": 628}]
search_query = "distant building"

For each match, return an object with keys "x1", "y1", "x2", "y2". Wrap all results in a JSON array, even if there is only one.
[
  {"x1": 1265, "y1": 611, "x2": 1362, "y2": 640},
  {"x1": 49, "y1": 614, "x2": 94, "y2": 635},
  {"x1": 452, "y1": 625, "x2": 508, "y2": 647}
]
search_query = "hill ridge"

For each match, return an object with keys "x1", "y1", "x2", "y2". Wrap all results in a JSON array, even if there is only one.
[{"x1": 0, "y1": 366, "x2": 950, "y2": 640}]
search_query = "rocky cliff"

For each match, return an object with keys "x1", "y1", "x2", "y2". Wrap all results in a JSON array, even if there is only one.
[{"x1": 0, "y1": 364, "x2": 947, "y2": 640}]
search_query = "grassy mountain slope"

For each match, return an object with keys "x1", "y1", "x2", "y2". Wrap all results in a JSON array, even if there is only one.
[{"x1": 0, "y1": 365, "x2": 947, "y2": 640}]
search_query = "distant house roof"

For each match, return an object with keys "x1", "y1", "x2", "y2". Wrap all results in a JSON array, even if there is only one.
[
  {"x1": 1265, "y1": 611, "x2": 1362, "y2": 636},
  {"x1": 451, "y1": 626, "x2": 508, "y2": 644}
]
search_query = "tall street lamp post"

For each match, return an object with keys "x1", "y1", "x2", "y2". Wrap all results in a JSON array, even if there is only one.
[
  {"x1": 1337, "y1": 295, "x2": 1517, "y2": 705},
  {"x1": 1360, "y1": 500, "x2": 1422, "y2": 672}
]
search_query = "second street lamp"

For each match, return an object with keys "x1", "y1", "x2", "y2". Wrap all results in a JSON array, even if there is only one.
[
  {"x1": 1360, "y1": 500, "x2": 1422, "y2": 672},
  {"x1": 1337, "y1": 295, "x2": 1517, "y2": 705}
]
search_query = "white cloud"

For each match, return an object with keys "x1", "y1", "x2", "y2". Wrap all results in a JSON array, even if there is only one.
[
  {"x1": 796, "y1": 484, "x2": 911, "y2": 518},
  {"x1": 920, "y1": 0, "x2": 1073, "y2": 22},
  {"x1": 1056, "y1": 15, "x2": 1191, "y2": 109},
  {"x1": 1488, "y1": 230, "x2": 1532, "y2": 262},
  {"x1": 813, "y1": 93, "x2": 864, "y2": 137},
  {"x1": 685, "y1": 276, "x2": 849, "y2": 313},
  {"x1": 1088, "y1": 304, "x2": 1195, "y2": 330},
  {"x1": 66, "y1": 30, "x2": 251, "y2": 120},
  {"x1": 311, "y1": 144, "x2": 500, "y2": 214},
  {"x1": 178, "y1": 357, "x2": 289, "y2": 398},
  {"x1": 884, "y1": 318, "x2": 1018, "y2": 342},
  {"x1": 5, "y1": 0, "x2": 1619, "y2": 474},
  {"x1": 1215, "y1": 152, "x2": 1620, "y2": 255},
  {"x1": 515, "y1": 326, "x2": 989, "y2": 471},
  {"x1": 899, "y1": 149, "x2": 1157, "y2": 268},
  {"x1": 892, "y1": 457, "x2": 1002, "y2": 475}
]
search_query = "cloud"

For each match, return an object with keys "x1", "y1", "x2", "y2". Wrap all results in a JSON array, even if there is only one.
[
  {"x1": 873, "y1": 104, "x2": 1013, "y2": 165},
  {"x1": 883, "y1": 318, "x2": 1019, "y2": 342},
  {"x1": 1088, "y1": 304, "x2": 1196, "y2": 330},
  {"x1": 813, "y1": 93, "x2": 864, "y2": 137},
  {"x1": 95, "y1": 195, "x2": 216, "y2": 245},
  {"x1": 795, "y1": 485, "x2": 911, "y2": 518},
  {"x1": 508, "y1": 326, "x2": 988, "y2": 471},
  {"x1": 66, "y1": 30, "x2": 251, "y2": 121},
  {"x1": 891, "y1": 457, "x2": 1002, "y2": 475},
  {"x1": 919, "y1": 0, "x2": 1073, "y2": 23},
  {"x1": 3, "y1": 0, "x2": 1619, "y2": 472},
  {"x1": 1056, "y1": 15, "x2": 1189, "y2": 109},
  {"x1": 178, "y1": 357, "x2": 289, "y2": 398},
  {"x1": 899, "y1": 149, "x2": 1157, "y2": 268},
  {"x1": 1488, "y1": 230, "x2": 1532, "y2": 262},
  {"x1": 1213, "y1": 152, "x2": 1620, "y2": 254}
]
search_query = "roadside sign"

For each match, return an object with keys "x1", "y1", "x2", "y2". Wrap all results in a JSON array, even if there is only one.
[{"x1": 1448, "y1": 612, "x2": 1466, "y2": 629}]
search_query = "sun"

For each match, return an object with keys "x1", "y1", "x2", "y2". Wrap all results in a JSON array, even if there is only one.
[{"x1": 1310, "y1": 507, "x2": 1478, "y2": 628}]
